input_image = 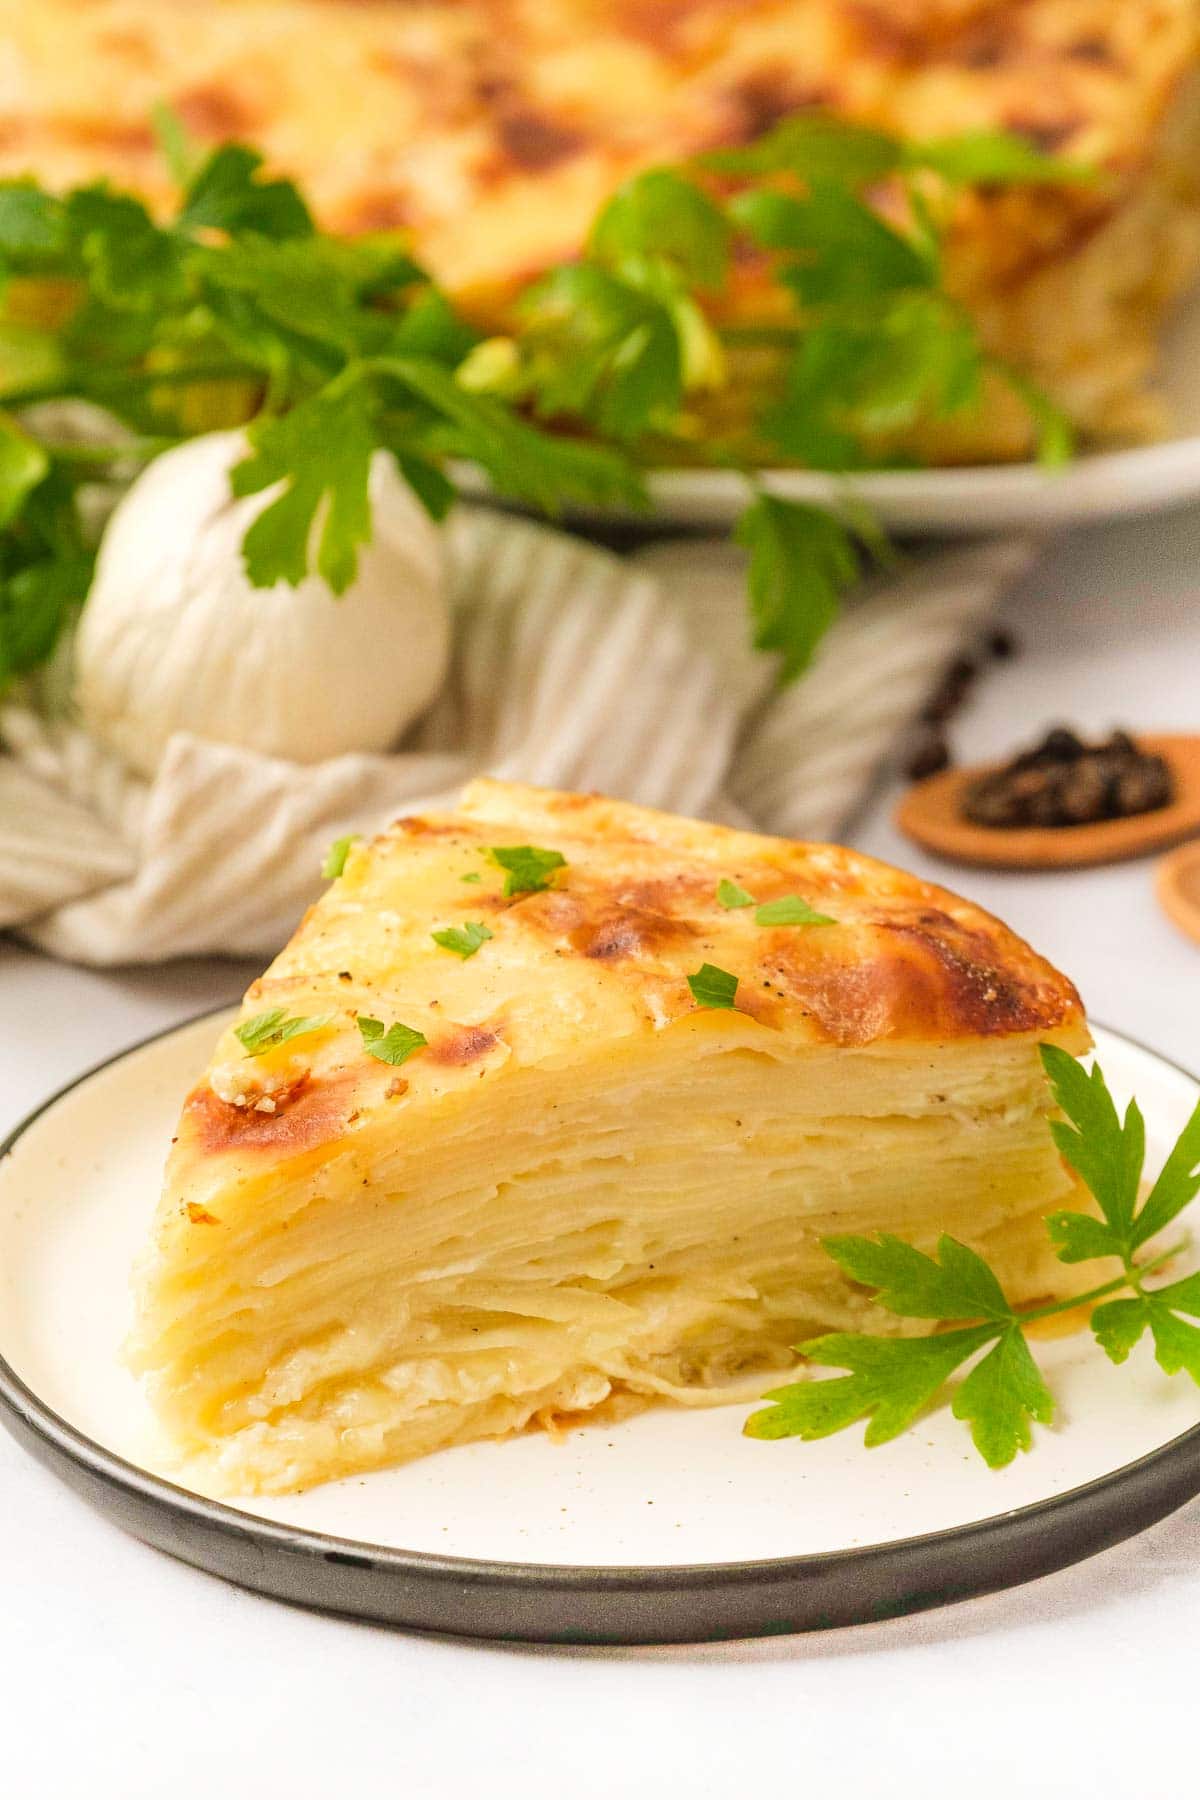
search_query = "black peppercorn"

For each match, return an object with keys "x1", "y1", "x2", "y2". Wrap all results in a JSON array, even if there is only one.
[
  {"x1": 1037, "y1": 726, "x2": 1087, "y2": 763},
  {"x1": 963, "y1": 727, "x2": 1175, "y2": 829},
  {"x1": 905, "y1": 728, "x2": 952, "y2": 781},
  {"x1": 919, "y1": 655, "x2": 979, "y2": 727}
]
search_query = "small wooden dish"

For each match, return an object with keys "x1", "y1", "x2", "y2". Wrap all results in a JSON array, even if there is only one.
[
  {"x1": 896, "y1": 733, "x2": 1200, "y2": 871},
  {"x1": 1157, "y1": 839, "x2": 1200, "y2": 947}
]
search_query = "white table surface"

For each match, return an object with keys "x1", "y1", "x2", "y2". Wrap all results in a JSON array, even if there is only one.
[{"x1": 2, "y1": 503, "x2": 1199, "y2": 1798}]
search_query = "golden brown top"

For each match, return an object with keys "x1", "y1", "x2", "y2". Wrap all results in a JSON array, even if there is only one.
[
  {"x1": 0, "y1": 0, "x2": 1194, "y2": 312},
  {"x1": 174, "y1": 780, "x2": 1086, "y2": 1185}
]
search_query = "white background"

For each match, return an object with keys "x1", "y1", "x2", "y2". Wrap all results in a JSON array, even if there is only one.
[{"x1": 2, "y1": 504, "x2": 1198, "y2": 1796}]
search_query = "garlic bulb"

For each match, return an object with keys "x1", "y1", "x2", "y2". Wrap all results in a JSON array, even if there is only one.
[{"x1": 75, "y1": 430, "x2": 450, "y2": 779}]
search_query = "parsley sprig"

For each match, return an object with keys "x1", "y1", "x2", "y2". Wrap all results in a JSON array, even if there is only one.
[
  {"x1": 432, "y1": 920, "x2": 493, "y2": 959},
  {"x1": 687, "y1": 963, "x2": 740, "y2": 1010},
  {"x1": 715, "y1": 879, "x2": 835, "y2": 925},
  {"x1": 754, "y1": 895, "x2": 835, "y2": 926},
  {"x1": 356, "y1": 1015, "x2": 428, "y2": 1067},
  {"x1": 747, "y1": 1046, "x2": 1200, "y2": 1467},
  {"x1": 321, "y1": 833, "x2": 359, "y2": 879},
  {"x1": 234, "y1": 1007, "x2": 332, "y2": 1056},
  {"x1": 488, "y1": 844, "x2": 566, "y2": 896},
  {"x1": 0, "y1": 109, "x2": 1082, "y2": 692}
]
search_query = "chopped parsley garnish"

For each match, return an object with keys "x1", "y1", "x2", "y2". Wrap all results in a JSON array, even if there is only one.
[
  {"x1": 488, "y1": 844, "x2": 567, "y2": 897},
  {"x1": 746, "y1": 1046, "x2": 1200, "y2": 1469},
  {"x1": 460, "y1": 871, "x2": 483, "y2": 884},
  {"x1": 234, "y1": 1008, "x2": 333, "y2": 1056},
  {"x1": 687, "y1": 963, "x2": 739, "y2": 1010},
  {"x1": 716, "y1": 878, "x2": 755, "y2": 909},
  {"x1": 755, "y1": 895, "x2": 836, "y2": 926},
  {"x1": 356, "y1": 1016, "x2": 428, "y2": 1067},
  {"x1": 321, "y1": 833, "x2": 359, "y2": 880},
  {"x1": 432, "y1": 920, "x2": 494, "y2": 959}
]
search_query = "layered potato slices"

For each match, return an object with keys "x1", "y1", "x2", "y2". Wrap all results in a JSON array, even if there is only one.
[{"x1": 131, "y1": 780, "x2": 1090, "y2": 1495}]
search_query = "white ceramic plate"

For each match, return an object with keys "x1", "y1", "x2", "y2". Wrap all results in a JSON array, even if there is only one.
[
  {"x1": 1, "y1": 1012, "x2": 1199, "y2": 1643},
  {"x1": 468, "y1": 288, "x2": 1200, "y2": 536}
]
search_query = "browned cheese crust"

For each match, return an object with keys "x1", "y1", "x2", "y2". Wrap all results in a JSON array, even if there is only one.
[{"x1": 172, "y1": 780, "x2": 1086, "y2": 1181}]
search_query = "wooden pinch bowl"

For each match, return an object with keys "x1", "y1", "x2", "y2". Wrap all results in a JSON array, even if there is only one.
[
  {"x1": 896, "y1": 733, "x2": 1200, "y2": 872},
  {"x1": 1157, "y1": 839, "x2": 1200, "y2": 947}
]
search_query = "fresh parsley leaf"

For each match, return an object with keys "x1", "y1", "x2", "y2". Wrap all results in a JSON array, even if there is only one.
[
  {"x1": 756, "y1": 327, "x2": 877, "y2": 472},
  {"x1": 64, "y1": 187, "x2": 186, "y2": 311},
  {"x1": 377, "y1": 352, "x2": 647, "y2": 512},
  {"x1": 1132, "y1": 1100, "x2": 1200, "y2": 1249},
  {"x1": 1040, "y1": 1044, "x2": 1149, "y2": 1263},
  {"x1": 516, "y1": 264, "x2": 686, "y2": 441},
  {"x1": 589, "y1": 169, "x2": 731, "y2": 290},
  {"x1": 1001, "y1": 370, "x2": 1076, "y2": 468},
  {"x1": 322, "y1": 834, "x2": 359, "y2": 880},
  {"x1": 488, "y1": 844, "x2": 566, "y2": 897},
  {"x1": 201, "y1": 236, "x2": 392, "y2": 372},
  {"x1": 0, "y1": 181, "x2": 68, "y2": 262},
  {"x1": 1042, "y1": 1212, "x2": 1125, "y2": 1266},
  {"x1": 702, "y1": 115, "x2": 1087, "y2": 191},
  {"x1": 356, "y1": 1015, "x2": 428, "y2": 1067},
  {"x1": 731, "y1": 185, "x2": 935, "y2": 307},
  {"x1": 232, "y1": 376, "x2": 376, "y2": 593},
  {"x1": 735, "y1": 493, "x2": 858, "y2": 680},
  {"x1": 234, "y1": 1009, "x2": 290, "y2": 1054},
  {"x1": 234, "y1": 1008, "x2": 333, "y2": 1056},
  {"x1": 0, "y1": 321, "x2": 67, "y2": 400},
  {"x1": 0, "y1": 455, "x2": 94, "y2": 691},
  {"x1": 821, "y1": 1232, "x2": 1013, "y2": 1322},
  {"x1": 1091, "y1": 1273, "x2": 1200, "y2": 1383},
  {"x1": 746, "y1": 1325, "x2": 997, "y2": 1449},
  {"x1": 716, "y1": 878, "x2": 755, "y2": 909},
  {"x1": 1133, "y1": 1310, "x2": 1200, "y2": 1383},
  {"x1": 687, "y1": 963, "x2": 739, "y2": 1010},
  {"x1": 908, "y1": 130, "x2": 1095, "y2": 187},
  {"x1": 701, "y1": 115, "x2": 902, "y2": 185},
  {"x1": 432, "y1": 920, "x2": 493, "y2": 959},
  {"x1": 1089, "y1": 1295, "x2": 1151, "y2": 1365},
  {"x1": 1091, "y1": 1271, "x2": 1200, "y2": 1370},
  {"x1": 0, "y1": 552, "x2": 93, "y2": 686},
  {"x1": 0, "y1": 548, "x2": 80, "y2": 666},
  {"x1": 950, "y1": 1326, "x2": 1055, "y2": 1467},
  {"x1": 762, "y1": 295, "x2": 985, "y2": 470},
  {"x1": 151, "y1": 102, "x2": 199, "y2": 189},
  {"x1": 755, "y1": 895, "x2": 835, "y2": 927},
  {"x1": 0, "y1": 415, "x2": 49, "y2": 528},
  {"x1": 178, "y1": 144, "x2": 314, "y2": 241},
  {"x1": 749, "y1": 1053, "x2": 1200, "y2": 1471},
  {"x1": 748, "y1": 1234, "x2": 1051, "y2": 1467},
  {"x1": 388, "y1": 449, "x2": 458, "y2": 522},
  {"x1": 388, "y1": 285, "x2": 480, "y2": 364}
]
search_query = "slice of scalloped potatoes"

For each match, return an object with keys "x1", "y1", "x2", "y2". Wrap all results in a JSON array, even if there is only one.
[{"x1": 130, "y1": 779, "x2": 1090, "y2": 1495}]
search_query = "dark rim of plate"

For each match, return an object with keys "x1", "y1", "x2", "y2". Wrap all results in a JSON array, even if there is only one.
[{"x1": 1, "y1": 1006, "x2": 1199, "y2": 1646}]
